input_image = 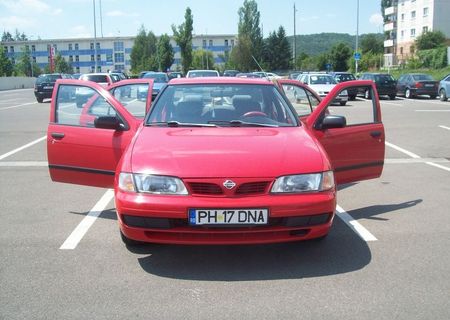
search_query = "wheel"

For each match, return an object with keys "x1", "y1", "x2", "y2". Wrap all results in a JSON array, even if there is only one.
[
  {"x1": 389, "y1": 94, "x2": 396, "y2": 100},
  {"x1": 364, "y1": 89, "x2": 371, "y2": 99},
  {"x1": 120, "y1": 230, "x2": 144, "y2": 247},
  {"x1": 439, "y1": 89, "x2": 447, "y2": 101},
  {"x1": 405, "y1": 88, "x2": 412, "y2": 99},
  {"x1": 36, "y1": 97, "x2": 44, "y2": 103},
  {"x1": 339, "y1": 101, "x2": 346, "y2": 106},
  {"x1": 349, "y1": 95, "x2": 356, "y2": 101}
]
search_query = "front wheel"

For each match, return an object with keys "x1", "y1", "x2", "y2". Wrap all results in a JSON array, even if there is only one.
[
  {"x1": 339, "y1": 101, "x2": 346, "y2": 106},
  {"x1": 36, "y1": 97, "x2": 44, "y2": 103},
  {"x1": 439, "y1": 89, "x2": 448, "y2": 101},
  {"x1": 405, "y1": 88, "x2": 413, "y2": 99},
  {"x1": 389, "y1": 94, "x2": 396, "y2": 100}
]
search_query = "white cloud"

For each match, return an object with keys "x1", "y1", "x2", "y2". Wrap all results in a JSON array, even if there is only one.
[{"x1": 369, "y1": 13, "x2": 384, "y2": 27}]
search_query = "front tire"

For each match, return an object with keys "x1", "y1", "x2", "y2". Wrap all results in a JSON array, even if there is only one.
[
  {"x1": 36, "y1": 97, "x2": 44, "y2": 103},
  {"x1": 389, "y1": 94, "x2": 396, "y2": 100},
  {"x1": 339, "y1": 101, "x2": 346, "y2": 106},
  {"x1": 405, "y1": 88, "x2": 413, "y2": 99},
  {"x1": 439, "y1": 89, "x2": 448, "y2": 101}
]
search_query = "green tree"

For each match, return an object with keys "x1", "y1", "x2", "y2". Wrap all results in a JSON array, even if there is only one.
[
  {"x1": 329, "y1": 42, "x2": 352, "y2": 71},
  {"x1": 54, "y1": 53, "x2": 72, "y2": 73},
  {"x1": 230, "y1": 34, "x2": 253, "y2": 71},
  {"x1": 130, "y1": 26, "x2": 159, "y2": 73},
  {"x1": 415, "y1": 30, "x2": 446, "y2": 50},
  {"x1": 0, "y1": 46, "x2": 13, "y2": 76},
  {"x1": 236, "y1": 0, "x2": 263, "y2": 70},
  {"x1": 360, "y1": 33, "x2": 384, "y2": 54},
  {"x1": 157, "y1": 34, "x2": 174, "y2": 72},
  {"x1": 262, "y1": 27, "x2": 291, "y2": 71},
  {"x1": 14, "y1": 46, "x2": 33, "y2": 76},
  {"x1": 172, "y1": 7, "x2": 194, "y2": 74},
  {"x1": 316, "y1": 53, "x2": 329, "y2": 71},
  {"x1": 1, "y1": 31, "x2": 14, "y2": 42},
  {"x1": 191, "y1": 49, "x2": 215, "y2": 70}
]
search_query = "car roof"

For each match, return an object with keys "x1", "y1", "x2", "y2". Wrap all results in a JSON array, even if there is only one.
[{"x1": 169, "y1": 77, "x2": 272, "y2": 85}]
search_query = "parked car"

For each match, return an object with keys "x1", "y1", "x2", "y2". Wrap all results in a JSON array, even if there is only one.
[
  {"x1": 47, "y1": 77, "x2": 384, "y2": 246},
  {"x1": 141, "y1": 72, "x2": 169, "y2": 100},
  {"x1": 297, "y1": 73, "x2": 348, "y2": 106},
  {"x1": 167, "y1": 71, "x2": 183, "y2": 80},
  {"x1": 76, "y1": 73, "x2": 115, "y2": 107},
  {"x1": 252, "y1": 72, "x2": 282, "y2": 80},
  {"x1": 139, "y1": 71, "x2": 153, "y2": 78},
  {"x1": 186, "y1": 69, "x2": 220, "y2": 78},
  {"x1": 236, "y1": 72, "x2": 264, "y2": 78},
  {"x1": 223, "y1": 70, "x2": 241, "y2": 77},
  {"x1": 396, "y1": 73, "x2": 438, "y2": 99},
  {"x1": 359, "y1": 73, "x2": 397, "y2": 100},
  {"x1": 438, "y1": 74, "x2": 450, "y2": 101},
  {"x1": 288, "y1": 71, "x2": 302, "y2": 80},
  {"x1": 329, "y1": 72, "x2": 358, "y2": 100},
  {"x1": 34, "y1": 73, "x2": 71, "y2": 103}
]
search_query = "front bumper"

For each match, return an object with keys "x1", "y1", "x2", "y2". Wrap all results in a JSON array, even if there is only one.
[{"x1": 115, "y1": 190, "x2": 336, "y2": 245}]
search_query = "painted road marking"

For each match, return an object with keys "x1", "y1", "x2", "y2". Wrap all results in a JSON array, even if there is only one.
[
  {"x1": 0, "y1": 102, "x2": 38, "y2": 111},
  {"x1": 336, "y1": 205, "x2": 377, "y2": 241},
  {"x1": 386, "y1": 141, "x2": 450, "y2": 172},
  {"x1": 60, "y1": 189, "x2": 114, "y2": 250},
  {"x1": 439, "y1": 125, "x2": 450, "y2": 131},
  {"x1": 0, "y1": 161, "x2": 48, "y2": 166},
  {"x1": 0, "y1": 136, "x2": 47, "y2": 161},
  {"x1": 415, "y1": 110, "x2": 450, "y2": 112}
]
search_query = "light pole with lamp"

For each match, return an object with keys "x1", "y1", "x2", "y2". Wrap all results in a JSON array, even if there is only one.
[{"x1": 355, "y1": 0, "x2": 360, "y2": 74}]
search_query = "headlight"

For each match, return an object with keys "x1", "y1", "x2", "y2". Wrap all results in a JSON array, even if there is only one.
[
  {"x1": 118, "y1": 173, "x2": 188, "y2": 195},
  {"x1": 271, "y1": 171, "x2": 335, "y2": 193}
]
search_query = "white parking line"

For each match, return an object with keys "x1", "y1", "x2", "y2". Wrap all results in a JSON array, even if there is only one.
[
  {"x1": 0, "y1": 161, "x2": 48, "y2": 166},
  {"x1": 336, "y1": 205, "x2": 377, "y2": 241},
  {"x1": 0, "y1": 136, "x2": 47, "y2": 161},
  {"x1": 0, "y1": 102, "x2": 38, "y2": 111},
  {"x1": 381, "y1": 102, "x2": 403, "y2": 106},
  {"x1": 415, "y1": 110, "x2": 450, "y2": 112},
  {"x1": 439, "y1": 125, "x2": 450, "y2": 130},
  {"x1": 60, "y1": 189, "x2": 114, "y2": 250}
]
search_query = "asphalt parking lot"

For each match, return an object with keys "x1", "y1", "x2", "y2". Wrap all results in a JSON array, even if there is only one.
[{"x1": 1, "y1": 88, "x2": 450, "y2": 319}]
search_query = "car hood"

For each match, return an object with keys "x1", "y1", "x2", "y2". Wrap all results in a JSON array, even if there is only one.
[
  {"x1": 309, "y1": 84, "x2": 336, "y2": 93},
  {"x1": 129, "y1": 126, "x2": 325, "y2": 178}
]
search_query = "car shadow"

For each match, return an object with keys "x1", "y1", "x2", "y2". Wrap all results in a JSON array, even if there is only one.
[
  {"x1": 346, "y1": 199, "x2": 422, "y2": 221},
  {"x1": 70, "y1": 207, "x2": 117, "y2": 220},
  {"x1": 132, "y1": 218, "x2": 372, "y2": 281}
]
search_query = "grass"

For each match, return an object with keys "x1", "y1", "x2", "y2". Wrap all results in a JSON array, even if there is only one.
[{"x1": 388, "y1": 66, "x2": 450, "y2": 80}]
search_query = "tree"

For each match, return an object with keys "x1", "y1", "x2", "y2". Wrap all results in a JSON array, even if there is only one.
[
  {"x1": 14, "y1": 46, "x2": 33, "y2": 76},
  {"x1": 0, "y1": 46, "x2": 13, "y2": 76},
  {"x1": 172, "y1": 7, "x2": 194, "y2": 75},
  {"x1": 316, "y1": 53, "x2": 329, "y2": 71},
  {"x1": 130, "y1": 26, "x2": 158, "y2": 73},
  {"x1": 360, "y1": 34, "x2": 384, "y2": 54},
  {"x1": 262, "y1": 26, "x2": 291, "y2": 71},
  {"x1": 157, "y1": 34, "x2": 174, "y2": 72},
  {"x1": 329, "y1": 42, "x2": 352, "y2": 71},
  {"x1": 191, "y1": 49, "x2": 215, "y2": 70},
  {"x1": 230, "y1": 34, "x2": 253, "y2": 71},
  {"x1": 236, "y1": 0, "x2": 263, "y2": 70},
  {"x1": 1, "y1": 31, "x2": 14, "y2": 42},
  {"x1": 54, "y1": 53, "x2": 72, "y2": 73},
  {"x1": 415, "y1": 30, "x2": 446, "y2": 50}
]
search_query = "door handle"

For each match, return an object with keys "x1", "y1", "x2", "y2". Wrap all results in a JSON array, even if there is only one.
[
  {"x1": 370, "y1": 131, "x2": 382, "y2": 138},
  {"x1": 51, "y1": 132, "x2": 65, "y2": 139}
]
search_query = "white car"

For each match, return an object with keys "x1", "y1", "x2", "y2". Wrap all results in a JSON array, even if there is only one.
[
  {"x1": 186, "y1": 70, "x2": 220, "y2": 78},
  {"x1": 252, "y1": 72, "x2": 282, "y2": 80},
  {"x1": 297, "y1": 73, "x2": 348, "y2": 106}
]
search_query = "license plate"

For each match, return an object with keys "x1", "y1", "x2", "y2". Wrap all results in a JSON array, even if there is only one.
[
  {"x1": 43, "y1": 86, "x2": 53, "y2": 89},
  {"x1": 425, "y1": 84, "x2": 434, "y2": 87},
  {"x1": 189, "y1": 209, "x2": 268, "y2": 225}
]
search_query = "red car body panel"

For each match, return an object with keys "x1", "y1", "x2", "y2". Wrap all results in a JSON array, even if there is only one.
[{"x1": 47, "y1": 78, "x2": 384, "y2": 245}]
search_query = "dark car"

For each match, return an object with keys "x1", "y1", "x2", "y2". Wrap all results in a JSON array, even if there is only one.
[
  {"x1": 329, "y1": 72, "x2": 358, "y2": 100},
  {"x1": 359, "y1": 73, "x2": 397, "y2": 100},
  {"x1": 141, "y1": 72, "x2": 169, "y2": 100},
  {"x1": 167, "y1": 71, "x2": 183, "y2": 80},
  {"x1": 223, "y1": 70, "x2": 240, "y2": 77},
  {"x1": 396, "y1": 73, "x2": 438, "y2": 99},
  {"x1": 34, "y1": 73, "x2": 71, "y2": 103}
]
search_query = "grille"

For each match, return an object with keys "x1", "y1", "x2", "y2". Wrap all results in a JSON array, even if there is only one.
[
  {"x1": 188, "y1": 182, "x2": 223, "y2": 195},
  {"x1": 235, "y1": 182, "x2": 269, "y2": 195}
]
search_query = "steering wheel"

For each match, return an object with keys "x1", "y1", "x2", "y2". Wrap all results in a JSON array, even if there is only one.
[{"x1": 242, "y1": 111, "x2": 268, "y2": 118}]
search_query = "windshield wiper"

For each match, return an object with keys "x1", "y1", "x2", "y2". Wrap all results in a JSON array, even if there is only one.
[
  {"x1": 208, "y1": 120, "x2": 278, "y2": 127},
  {"x1": 147, "y1": 121, "x2": 217, "y2": 127}
]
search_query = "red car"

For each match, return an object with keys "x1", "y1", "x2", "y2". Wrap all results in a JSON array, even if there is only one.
[{"x1": 47, "y1": 77, "x2": 385, "y2": 246}]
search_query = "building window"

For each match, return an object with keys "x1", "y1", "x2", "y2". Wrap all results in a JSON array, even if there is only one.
[
  {"x1": 401, "y1": 13, "x2": 404, "y2": 21},
  {"x1": 411, "y1": 11, "x2": 416, "y2": 19},
  {"x1": 3, "y1": 46, "x2": 7, "y2": 53},
  {"x1": 76, "y1": 66, "x2": 80, "y2": 73},
  {"x1": 69, "y1": 55, "x2": 73, "y2": 62},
  {"x1": 106, "y1": 53, "x2": 113, "y2": 63},
  {"x1": 202, "y1": 39, "x2": 207, "y2": 47},
  {"x1": 75, "y1": 43, "x2": 79, "y2": 50},
  {"x1": 90, "y1": 42, "x2": 94, "y2": 50},
  {"x1": 423, "y1": 7, "x2": 429, "y2": 17},
  {"x1": 96, "y1": 42, "x2": 100, "y2": 49},
  {"x1": 69, "y1": 43, "x2": 72, "y2": 50},
  {"x1": 209, "y1": 39, "x2": 213, "y2": 47},
  {"x1": 11, "y1": 57, "x2": 15, "y2": 64},
  {"x1": 10, "y1": 46, "x2": 14, "y2": 53},
  {"x1": 410, "y1": 45, "x2": 415, "y2": 54},
  {"x1": 97, "y1": 54, "x2": 101, "y2": 61},
  {"x1": 411, "y1": 28, "x2": 416, "y2": 38},
  {"x1": 97, "y1": 66, "x2": 101, "y2": 72},
  {"x1": 31, "y1": 45, "x2": 35, "y2": 52},
  {"x1": 401, "y1": 30, "x2": 405, "y2": 38},
  {"x1": 91, "y1": 55, "x2": 94, "y2": 61},
  {"x1": 114, "y1": 64, "x2": 124, "y2": 71},
  {"x1": 400, "y1": 47, "x2": 403, "y2": 55},
  {"x1": 75, "y1": 55, "x2": 79, "y2": 62},
  {"x1": 423, "y1": 26, "x2": 428, "y2": 33},
  {"x1": 114, "y1": 53, "x2": 124, "y2": 63},
  {"x1": 231, "y1": 39, "x2": 235, "y2": 46},
  {"x1": 32, "y1": 57, "x2": 36, "y2": 63},
  {"x1": 91, "y1": 66, "x2": 95, "y2": 72},
  {"x1": 25, "y1": 45, "x2": 29, "y2": 52},
  {"x1": 114, "y1": 41, "x2": 124, "y2": 51},
  {"x1": 224, "y1": 39, "x2": 229, "y2": 46}
]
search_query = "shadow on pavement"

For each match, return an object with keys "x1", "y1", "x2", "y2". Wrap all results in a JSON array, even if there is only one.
[
  {"x1": 70, "y1": 207, "x2": 117, "y2": 220},
  {"x1": 347, "y1": 199, "x2": 422, "y2": 221}
]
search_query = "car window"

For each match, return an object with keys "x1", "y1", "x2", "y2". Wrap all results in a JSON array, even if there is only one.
[
  {"x1": 143, "y1": 73, "x2": 169, "y2": 83},
  {"x1": 412, "y1": 74, "x2": 433, "y2": 81},
  {"x1": 147, "y1": 84, "x2": 298, "y2": 127},
  {"x1": 55, "y1": 84, "x2": 120, "y2": 128},
  {"x1": 111, "y1": 84, "x2": 149, "y2": 118},
  {"x1": 309, "y1": 75, "x2": 336, "y2": 85},
  {"x1": 374, "y1": 74, "x2": 395, "y2": 82},
  {"x1": 81, "y1": 75, "x2": 109, "y2": 83},
  {"x1": 281, "y1": 84, "x2": 319, "y2": 116},
  {"x1": 335, "y1": 74, "x2": 356, "y2": 82}
]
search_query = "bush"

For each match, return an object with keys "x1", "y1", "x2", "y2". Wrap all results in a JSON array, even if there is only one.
[{"x1": 417, "y1": 47, "x2": 447, "y2": 69}]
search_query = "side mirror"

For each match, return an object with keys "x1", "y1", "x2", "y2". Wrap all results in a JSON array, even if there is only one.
[
  {"x1": 94, "y1": 116, "x2": 125, "y2": 130},
  {"x1": 318, "y1": 115, "x2": 346, "y2": 130}
]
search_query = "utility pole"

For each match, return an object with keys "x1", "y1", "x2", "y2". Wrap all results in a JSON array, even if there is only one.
[
  {"x1": 355, "y1": 0, "x2": 359, "y2": 74},
  {"x1": 99, "y1": 0, "x2": 104, "y2": 38},
  {"x1": 293, "y1": 3, "x2": 297, "y2": 68},
  {"x1": 93, "y1": 0, "x2": 98, "y2": 71}
]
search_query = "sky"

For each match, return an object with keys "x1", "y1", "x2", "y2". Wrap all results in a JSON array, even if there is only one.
[{"x1": 0, "y1": 0, "x2": 385, "y2": 40}]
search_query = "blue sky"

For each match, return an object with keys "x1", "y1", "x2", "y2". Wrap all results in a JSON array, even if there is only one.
[{"x1": 0, "y1": 0, "x2": 384, "y2": 40}]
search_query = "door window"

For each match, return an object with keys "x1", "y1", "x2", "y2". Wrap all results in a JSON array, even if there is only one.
[
  {"x1": 281, "y1": 84, "x2": 320, "y2": 116},
  {"x1": 110, "y1": 84, "x2": 150, "y2": 118}
]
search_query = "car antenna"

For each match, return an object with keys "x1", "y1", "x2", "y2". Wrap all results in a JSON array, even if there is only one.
[{"x1": 252, "y1": 55, "x2": 268, "y2": 79}]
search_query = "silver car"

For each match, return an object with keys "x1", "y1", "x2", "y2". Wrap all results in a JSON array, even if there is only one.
[{"x1": 438, "y1": 74, "x2": 450, "y2": 101}]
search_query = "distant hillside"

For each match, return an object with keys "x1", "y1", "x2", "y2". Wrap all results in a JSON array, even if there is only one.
[{"x1": 287, "y1": 33, "x2": 384, "y2": 56}]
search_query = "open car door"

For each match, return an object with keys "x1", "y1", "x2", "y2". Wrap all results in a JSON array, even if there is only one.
[
  {"x1": 279, "y1": 79, "x2": 385, "y2": 185},
  {"x1": 47, "y1": 79, "x2": 153, "y2": 188}
]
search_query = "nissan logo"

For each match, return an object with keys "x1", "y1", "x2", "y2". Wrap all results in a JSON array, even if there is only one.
[{"x1": 223, "y1": 180, "x2": 236, "y2": 189}]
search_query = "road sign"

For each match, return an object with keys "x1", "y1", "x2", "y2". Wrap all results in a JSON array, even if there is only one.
[{"x1": 354, "y1": 53, "x2": 361, "y2": 61}]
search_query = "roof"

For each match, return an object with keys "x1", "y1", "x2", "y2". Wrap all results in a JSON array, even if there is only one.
[{"x1": 169, "y1": 77, "x2": 273, "y2": 85}]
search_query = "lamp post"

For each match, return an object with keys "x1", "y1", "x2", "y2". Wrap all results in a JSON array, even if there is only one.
[
  {"x1": 293, "y1": 3, "x2": 297, "y2": 68},
  {"x1": 355, "y1": 0, "x2": 360, "y2": 74},
  {"x1": 93, "y1": 0, "x2": 98, "y2": 71}
]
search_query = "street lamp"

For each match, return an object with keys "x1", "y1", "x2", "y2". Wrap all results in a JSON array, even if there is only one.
[{"x1": 355, "y1": 0, "x2": 360, "y2": 74}]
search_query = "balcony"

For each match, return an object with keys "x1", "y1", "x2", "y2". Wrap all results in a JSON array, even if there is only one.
[
  {"x1": 384, "y1": 22, "x2": 396, "y2": 32},
  {"x1": 384, "y1": 39, "x2": 395, "y2": 47},
  {"x1": 384, "y1": 6, "x2": 395, "y2": 16}
]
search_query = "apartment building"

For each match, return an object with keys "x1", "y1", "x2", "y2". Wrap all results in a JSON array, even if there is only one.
[
  {"x1": 2, "y1": 34, "x2": 236, "y2": 74},
  {"x1": 384, "y1": 0, "x2": 450, "y2": 66}
]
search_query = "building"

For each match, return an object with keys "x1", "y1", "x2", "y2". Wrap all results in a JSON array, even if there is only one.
[
  {"x1": 384, "y1": 0, "x2": 450, "y2": 67},
  {"x1": 1, "y1": 34, "x2": 237, "y2": 74}
]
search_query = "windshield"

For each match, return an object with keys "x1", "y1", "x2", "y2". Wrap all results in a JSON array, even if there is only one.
[
  {"x1": 146, "y1": 84, "x2": 298, "y2": 127},
  {"x1": 309, "y1": 75, "x2": 337, "y2": 85},
  {"x1": 143, "y1": 73, "x2": 169, "y2": 83},
  {"x1": 37, "y1": 74, "x2": 61, "y2": 83},
  {"x1": 412, "y1": 74, "x2": 434, "y2": 81},
  {"x1": 374, "y1": 74, "x2": 395, "y2": 82},
  {"x1": 188, "y1": 71, "x2": 219, "y2": 78},
  {"x1": 81, "y1": 75, "x2": 109, "y2": 83},
  {"x1": 335, "y1": 74, "x2": 356, "y2": 82}
]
